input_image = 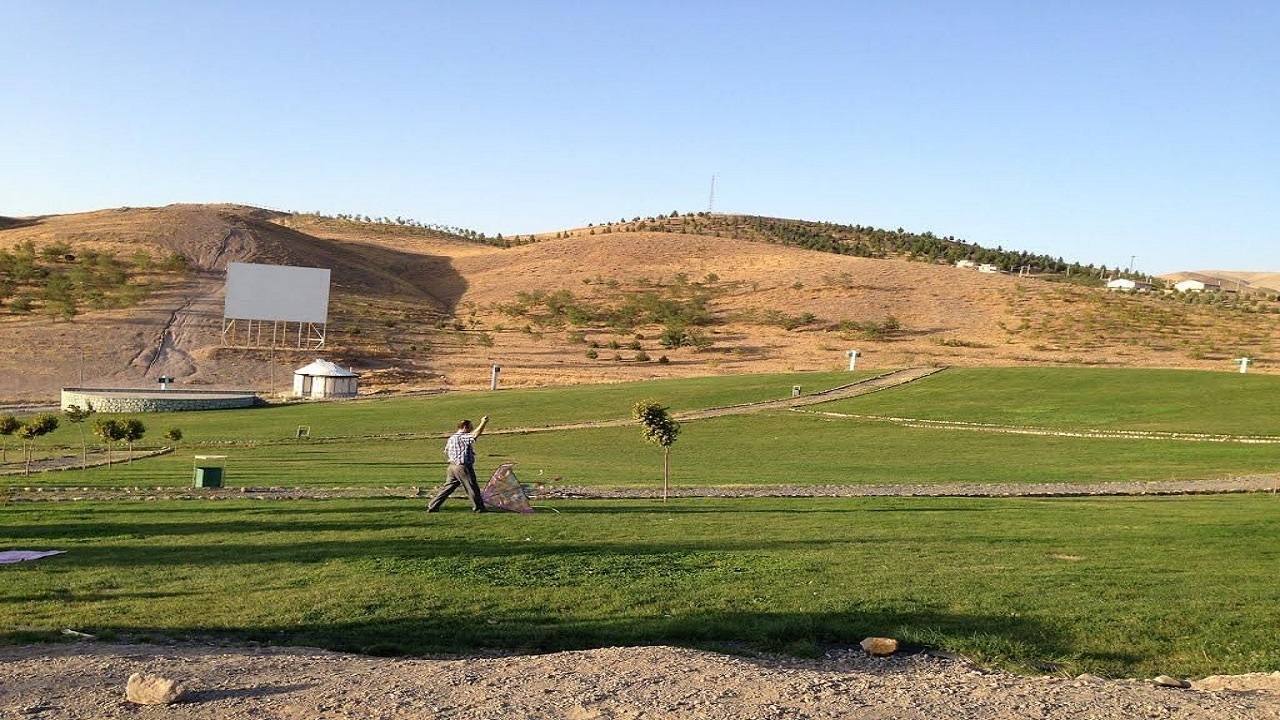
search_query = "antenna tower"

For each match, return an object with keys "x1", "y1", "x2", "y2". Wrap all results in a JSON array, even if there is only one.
[{"x1": 707, "y1": 175, "x2": 717, "y2": 214}]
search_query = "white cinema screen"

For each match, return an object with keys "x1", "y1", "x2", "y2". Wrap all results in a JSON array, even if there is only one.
[{"x1": 224, "y1": 262, "x2": 331, "y2": 323}]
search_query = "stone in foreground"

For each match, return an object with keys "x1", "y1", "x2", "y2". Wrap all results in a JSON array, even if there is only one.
[
  {"x1": 860, "y1": 637, "x2": 900, "y2": 656},
  {"x1": 125, "y1": 672, "x2": 187, "y2": 705}
]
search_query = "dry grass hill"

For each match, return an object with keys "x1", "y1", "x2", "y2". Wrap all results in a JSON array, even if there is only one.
[
  {"x1": 0, "y1": 204, "x2": 1276, "y2": 402},
  {"x1": 1160, "y1": 270, "x2": 1280, "y2": 295}
]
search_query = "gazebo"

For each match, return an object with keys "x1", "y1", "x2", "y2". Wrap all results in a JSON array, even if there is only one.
[{"x1": 292, "y1": 359, "x2": 359, "y2": 399}]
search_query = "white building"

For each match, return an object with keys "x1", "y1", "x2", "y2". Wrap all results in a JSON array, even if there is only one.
[
  {"x1": 1173, "y1": 279, "x2": 1218, "y2": 292},
  {"x1": 292, "y1": 359, "x2": 359, "y2": 399},
  {"x1": 955, "y1": 259, "x2": 977, "y2": 269},
  {"x1": 1106, "y1": 278, "x2": 1154, "y2": 292},
  {"x1": 978, "y1": 263, "x2": 1001, "y2": 274}
]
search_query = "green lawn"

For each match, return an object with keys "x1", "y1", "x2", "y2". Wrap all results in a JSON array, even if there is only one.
[
  {"x1": 3, "y1": 494, "x2": 1277, "y2": 677},
  {"x1": 9, "y1": 407, "x2": 1276, "y2": 490},
  {"x1": 4, "y1": 366, "x2": 1278, "y2": 677},
  {"x1": 30, "y1": 369, "x2": 868, "y2": 447},
  {"x1": 817, "y1": 366, "x2": 1280, "y2": 435}
]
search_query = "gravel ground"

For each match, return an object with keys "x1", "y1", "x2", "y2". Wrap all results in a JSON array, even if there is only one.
[
  {"x1": 2, "y1": 642, "x2": 1278, "y2": 719},
  {"x1": 7, "y1": 473, "x2": 1278, "y2": 503}
]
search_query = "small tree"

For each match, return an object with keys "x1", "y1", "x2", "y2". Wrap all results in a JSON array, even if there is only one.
[
  {"x1": 121, "y1": 419, "x2": 146, "y2": 463},
  {"x1": 659, "y1": 324, "x2": 688, "y2": 349},
  {"x1": 16, "y1": 414, "x2": 60, "y2": 476},
  {"x1": 0, "y1": 415, "x2": 19, "y2": 464},
  {"x1": 63, "y1": 404, "x2": 94, "y2": 470},
  {"x1": 164, "y1": 427, "x2": 183, "y2": 447},
  {"x1": 631, "y1": 399, "x2": 680, "y2": 502},
  {"x1": 93, "y1": 418, "x2": 126, "y2": 466}
]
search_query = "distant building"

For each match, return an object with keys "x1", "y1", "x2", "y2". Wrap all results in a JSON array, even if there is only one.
[
  {"x1": 955, "y1": 259, "x2": 977, "y2": 269},
  {"x1": 1106, "y1": 278, "x2": 1154, "y2": 292},
  {"x1": 977, "y1": 263, "x2": 1001, "y2": 274},
  {"x1": 1173, "y1": 279, "x2": 1219, "y2": 293},
  {"x1": 293, "y1": 359, "x2": 359, "y2": 399}
]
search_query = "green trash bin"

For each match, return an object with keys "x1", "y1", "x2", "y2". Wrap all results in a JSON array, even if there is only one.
[{"x1": 193, "y1": 455, "x2": 227, "y2": 488}]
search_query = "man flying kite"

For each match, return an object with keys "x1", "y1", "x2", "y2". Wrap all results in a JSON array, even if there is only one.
[{"x1": 427, "y1": 415, "x2": 490, "y2": 513}]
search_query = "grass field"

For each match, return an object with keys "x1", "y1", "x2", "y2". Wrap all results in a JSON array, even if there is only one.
[
  {"x1": 4, "y1": 367, "x2": 1279, "y2": 489},
  {"x1": 3, "y1": 366, "x2": 1279, "y2": 677},
  {"x1": 820, "y1": 366, "x2": 1280, "y2": 435},
  {"x1": 3, "y1": 494, "x2": 1277, "y2": 678}
]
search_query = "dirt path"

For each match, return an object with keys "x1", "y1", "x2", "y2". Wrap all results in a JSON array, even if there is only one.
[{"x1": 2, "y1": 642, "x2": 1277, "y2": 719}]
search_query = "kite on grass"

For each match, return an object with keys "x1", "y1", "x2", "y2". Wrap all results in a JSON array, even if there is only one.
[{"x1": 481, "y1": 463, "x2": 534, "y2": 514}]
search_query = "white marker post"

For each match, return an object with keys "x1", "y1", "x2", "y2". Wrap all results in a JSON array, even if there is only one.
[
  {"x1": 1237, "y1": 358, "x2": 1252, "y2": 374},
  {"x1": 490, "y1": 364, "x2": 502, "y2": 390},
  {"x1": 846, "y1": 350, "x2": 860, "y2": 371}
]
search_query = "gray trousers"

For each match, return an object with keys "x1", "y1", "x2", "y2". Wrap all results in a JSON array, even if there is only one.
[{"x1": 427, "y1": 463, "x2": 486, "y2": 512}]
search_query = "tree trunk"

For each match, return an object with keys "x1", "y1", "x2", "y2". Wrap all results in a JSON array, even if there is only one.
[{"x1": 662, "y1": 446, "x2": 670, "y2": 502}]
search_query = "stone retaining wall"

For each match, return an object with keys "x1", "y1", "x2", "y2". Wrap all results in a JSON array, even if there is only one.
[{"x1": 60, "y1": 388, "x2": 262, "y2": 413}]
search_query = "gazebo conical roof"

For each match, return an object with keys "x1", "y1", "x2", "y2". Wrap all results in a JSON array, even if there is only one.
[{"x1": 293, "y1": 359, "x2": 358, "y2": 377}]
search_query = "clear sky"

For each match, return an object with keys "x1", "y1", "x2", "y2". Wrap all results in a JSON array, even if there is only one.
[{"x1": 2, "y1": 1, "x2": 1275, "y2": 275}]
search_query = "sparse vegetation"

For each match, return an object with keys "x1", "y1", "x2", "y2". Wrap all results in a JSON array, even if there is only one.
[
  {"x1": 587, "y1": 212, "x2": 1104, "y2": 277},
  {"x1": 4, "y1": 203, "x2": 1278, "y2": 399},
  {"x1": 832, "y1": 315, "x2": 902, "y2": 339},
  {"x1": 0, "y1": 239, "x2": 187, "y2": 319}
]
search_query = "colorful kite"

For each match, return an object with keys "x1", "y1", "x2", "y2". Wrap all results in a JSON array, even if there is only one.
[{"x1": 481, "y1": 463, "x2": 534, "y2": 514}]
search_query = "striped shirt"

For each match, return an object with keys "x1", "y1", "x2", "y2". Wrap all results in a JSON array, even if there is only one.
[{"x1": 444, "y1": 430, "x2": 476, "y2": 465}]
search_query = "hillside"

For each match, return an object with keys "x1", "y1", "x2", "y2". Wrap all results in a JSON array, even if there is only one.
[
  {"x1": 1160, "y1": 270, "x2": 1280, "y2": 295},
  {"x1": 1, "y1": 204, "x2": 1277, "y2": 402}
]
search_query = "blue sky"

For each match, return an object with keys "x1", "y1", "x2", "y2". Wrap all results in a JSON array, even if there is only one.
[{"x1": 2, "y1": 1, "x2": 1275, "y2": 275}]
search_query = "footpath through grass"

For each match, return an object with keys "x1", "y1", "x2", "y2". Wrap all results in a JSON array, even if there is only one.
[{"x1": 3, "y1": 494, "x2": 1278, "y2": 678}]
